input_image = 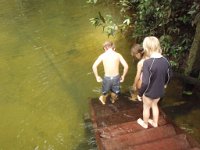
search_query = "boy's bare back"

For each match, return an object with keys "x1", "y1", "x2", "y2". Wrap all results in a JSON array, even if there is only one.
[
  {"x1": 101, "y1": 49, "x2": 120, "y2": 76},
  {"x1": 92, "y1": 41, "x2": 128, "y2": 105},
  {"x1": 92, "y1": 42, "x2": 128, "y2": 83}
]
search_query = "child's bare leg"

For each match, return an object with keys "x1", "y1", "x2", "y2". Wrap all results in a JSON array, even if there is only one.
[
  {"x1": 143, "y1": 95, "x2": 152, "y2": 125},
  {"x1": 99, "y1": 94, "x2": 108, "y2": 105},
  {"x1": 151, "y1": 98, "x2": 160, "y2": 127},
  {"x1": 128, "y1": 87, "x2": 137, "y2": 101},
  {"x1": 110, "y1": 92, "x2": 118, "y2": 103},
  {"x1": 137, "y1": 95, "x2": 152, "y2": 128}
]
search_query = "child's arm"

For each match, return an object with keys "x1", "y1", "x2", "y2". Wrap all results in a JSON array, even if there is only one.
[
  {"x1": 92, "y1": 55, "x2": 103, "y2": 82},
  {"x1": 164, "y1": 58, "x2": 172, "y2": 88},
  {"x1": 133, "y1": 60, "x2": 143, "y2": 91},
  {"x1": 119, "y1": 54, "x2": 128, "y2": 82},
  {"x1": 138, "y1": 60, "x2": 149, "y2": 97}
]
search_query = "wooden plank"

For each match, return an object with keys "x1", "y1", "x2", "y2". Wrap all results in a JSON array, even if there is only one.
[
  {"x1": 95, "y1": 109, "x2": 141, "y2": 128},
  {"x1": 89, "y1": 95, "x2": 200, "y2": 150},
  {"x1": 132, "y1": 134, "x2": 191, "y2": 150},
  {"x1": 101, "y1": 124, "x2": 177, "y2": 150},
  {"x1": 90, "y1": 97, "x2": 142, "y2": 118},
  {"x1": 90, "y1": 97, "x2": 143, "y2": 128},
  {"x1": 97, "y1": 115, "x2": 167, "y2": 139},
  {"x1": 189, "y1": 148, "x2": 200, "y2": 150}
]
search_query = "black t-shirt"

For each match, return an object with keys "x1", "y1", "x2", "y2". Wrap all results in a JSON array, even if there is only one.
[{"x1": 138, "y1": 57, "x2": 171, "y2": 99}]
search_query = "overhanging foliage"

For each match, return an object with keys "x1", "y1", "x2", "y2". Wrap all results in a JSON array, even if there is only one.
[{"x1": 88, "y1": 0, "x2": 200, "y2": 71}]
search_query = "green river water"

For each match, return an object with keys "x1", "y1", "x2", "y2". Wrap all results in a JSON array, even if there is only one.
[{"x1": 0, "y1": 0, "x2": 199, "y2": 149}]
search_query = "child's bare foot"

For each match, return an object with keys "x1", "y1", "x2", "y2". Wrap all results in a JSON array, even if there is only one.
[
  {"x1": 99, "y1": 96, "x2": 105, "y2": 105},
  {"x1": 148, "y1": 119, "x2": 158, "y2": 128},
  {"x1": 110, "y1": 97, "x2": 115, "y2": 103},
  {"x1": 137, "y1": 118, "x2": 148, "y2": 129}
]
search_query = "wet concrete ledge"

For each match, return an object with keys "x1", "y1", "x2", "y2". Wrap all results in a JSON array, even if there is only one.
[{"x1": 90, "y1": 94, "x2": 200, "y2": 150}]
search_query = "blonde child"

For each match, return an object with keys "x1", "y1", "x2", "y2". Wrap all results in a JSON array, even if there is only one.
[{"x1": 137, "y1": 36, "x2": 171, "y2": 128}]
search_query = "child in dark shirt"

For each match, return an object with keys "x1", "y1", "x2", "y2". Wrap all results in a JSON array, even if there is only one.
[{"x1": 137, "y1": 36, "x2": 171, "y2": 128}]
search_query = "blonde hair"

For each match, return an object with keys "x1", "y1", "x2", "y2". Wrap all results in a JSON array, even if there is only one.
[
  {"x1": 103, "y1": 41, "x2": 115, "y2": 50},
  {"x1": 143, "y1": 36, "x2": 162, "y2": 56}
]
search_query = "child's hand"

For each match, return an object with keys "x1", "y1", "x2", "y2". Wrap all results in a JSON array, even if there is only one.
[
  {"x1": 96, "y1": 76, "x2": 103, "y2": 82},
  {"x1": 137, "y1": 95, "x2": 142, "y2": 101},
  {"x1": 132, "y1": 85, "x2": 136, "y2": 91},
  {"x1": 120, "y1": 76, "x2": 125, "y2": 82}
]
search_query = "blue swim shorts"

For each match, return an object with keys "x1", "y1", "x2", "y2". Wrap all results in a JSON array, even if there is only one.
[{"x1": 102, "y1": 75, "x2": 120, "y2": 95}]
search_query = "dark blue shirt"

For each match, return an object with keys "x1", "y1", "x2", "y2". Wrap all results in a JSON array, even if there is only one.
[{"x1": 138, "y1": 57, "x2": 171, "y2": 99}]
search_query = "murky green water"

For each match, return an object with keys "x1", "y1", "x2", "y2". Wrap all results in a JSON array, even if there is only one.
[
  {"x1": 0, "y1": 0, "x2": 133, "y2": 149},
  {"x1": 162, "y1": 80, "x2": 200, "y2": 143},
  {"x1": 0, "y1": 0, "x2": 199, "y2": 149}
]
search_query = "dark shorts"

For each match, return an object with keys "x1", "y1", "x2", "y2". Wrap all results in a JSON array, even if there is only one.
[{"x1": 102, "y1": 75, "x2": 120, "y2": 95}]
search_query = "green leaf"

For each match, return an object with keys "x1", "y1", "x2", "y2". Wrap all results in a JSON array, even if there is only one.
[{"x1": 123, "y1": 19, "x2": 130, "y2": 25}]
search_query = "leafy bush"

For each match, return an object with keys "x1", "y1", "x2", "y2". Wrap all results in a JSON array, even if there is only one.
[{"x1": 88, "y1": 0, "x2": 200, "y2": 71}]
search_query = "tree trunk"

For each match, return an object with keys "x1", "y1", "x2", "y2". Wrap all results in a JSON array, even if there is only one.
[
  {"x1": 173, "y1": 73, "x2": 200, "y2": 87},
  {"x1": 185, "y1": 13, "x2": 200, "y2": 75},
  {"x1": 183, "y1": 13, "x2": 200, "y2": 94}
]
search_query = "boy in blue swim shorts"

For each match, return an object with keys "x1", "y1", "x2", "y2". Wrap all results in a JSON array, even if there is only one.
[{"x1": 92, "y1": 41, "x2": 128, "y2": 105}]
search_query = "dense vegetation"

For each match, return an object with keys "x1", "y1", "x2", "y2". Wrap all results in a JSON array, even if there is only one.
[{"x1": 87, "y1": 0, "x2": 200, "y2": 73}]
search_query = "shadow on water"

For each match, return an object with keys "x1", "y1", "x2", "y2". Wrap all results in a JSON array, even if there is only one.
[
  {"x1": 162, "y1": 95, "x2": 200, "y2": 119},
  {"x1": 74, "y1": 114, "x2": 98, "y2": 150},
  {"x1": 161, "y1": 80, "x2": 200, "y2": 142}
]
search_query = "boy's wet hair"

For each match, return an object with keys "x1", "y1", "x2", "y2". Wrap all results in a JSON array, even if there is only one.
[
  {"x1": 103, "y1": 41, "x2": 115, "y2": 50},
  {"x1": 131, "y1": 44, "x2": 144, "y2": 57}
]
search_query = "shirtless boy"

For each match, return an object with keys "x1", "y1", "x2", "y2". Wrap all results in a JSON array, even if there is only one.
[{"x1": 92, "y1": 41, "x2": 128, "y2": 105}]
